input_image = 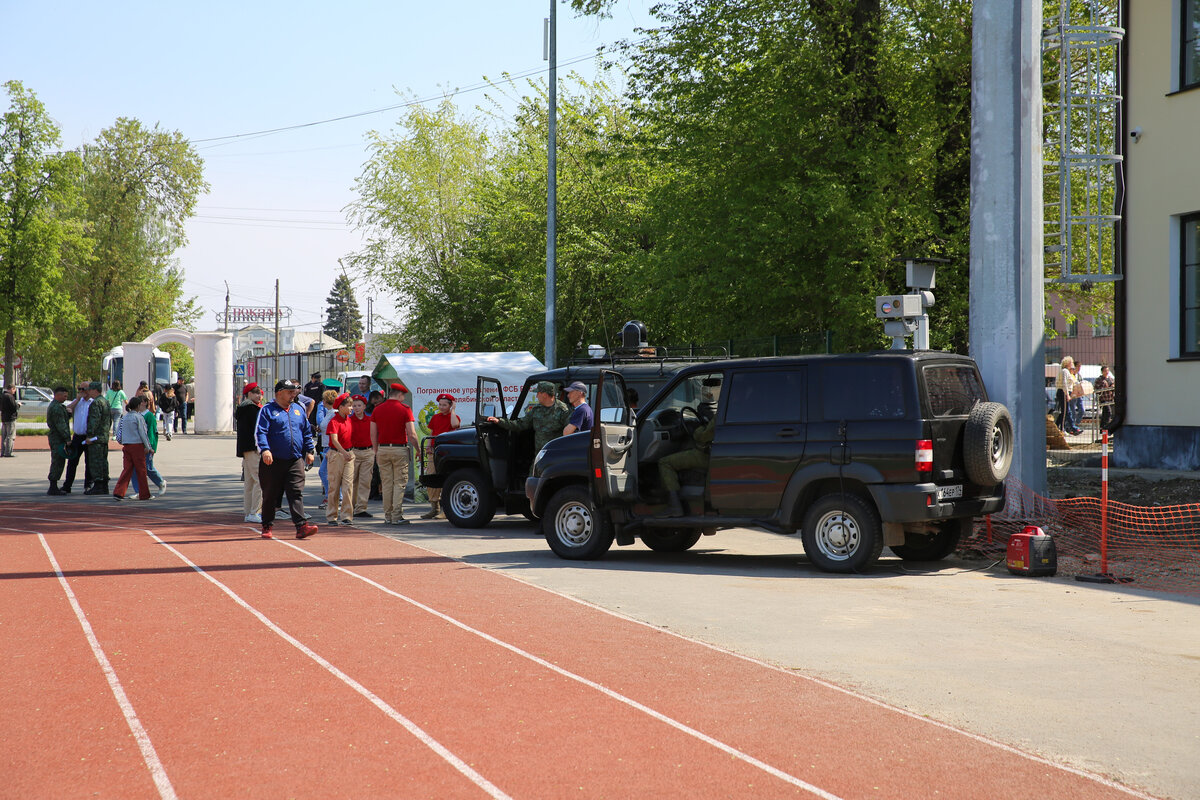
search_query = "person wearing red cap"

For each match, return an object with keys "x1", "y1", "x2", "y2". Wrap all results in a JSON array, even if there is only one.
[
  {"x1": 371, "y1": 382, "x2": 418, "y2": 524},
  {"x1": 235, "y1": 383, "x2": 265, "y2": 523},
  {"x1": 323, "y1": 393, "x2": 355, "y2": 525},
  {"x1": 348, "y1": 395, "x2": 375, "y2": 517},
  {"x1": 420, "y1": 392, "x2": 461, "y2": 519}
]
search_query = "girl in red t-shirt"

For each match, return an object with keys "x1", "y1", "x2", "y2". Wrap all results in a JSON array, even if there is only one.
[
  {"x1": 324, "y1": 394, "x2": 355, "y2": 525},
  {"x1": 422, "y1": 393, "x2": 462, "y2": 519}
]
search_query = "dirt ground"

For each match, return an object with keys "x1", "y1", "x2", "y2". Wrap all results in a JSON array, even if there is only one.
[{"x1": 1046, "y1": 467, "x2": 1200, "y2": 507}]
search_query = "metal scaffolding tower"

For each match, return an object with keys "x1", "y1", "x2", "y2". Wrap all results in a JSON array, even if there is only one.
[{"x1": 1042, "y1": 1, "x2": 1125, "y2": 285}]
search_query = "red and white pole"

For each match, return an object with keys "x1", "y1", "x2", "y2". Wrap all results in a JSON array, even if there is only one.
[{"x1": 1100, "y1": 430, "x2": 1109, "y2": 574}]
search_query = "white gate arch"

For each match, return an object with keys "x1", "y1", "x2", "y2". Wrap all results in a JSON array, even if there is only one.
[{"x1": 120, "y1": 330, "x2": 234, "y2": 434}]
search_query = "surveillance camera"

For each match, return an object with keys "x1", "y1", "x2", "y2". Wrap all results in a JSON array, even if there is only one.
[{"x1": 1130, "y1": 127, "x2": 1143, "y2": 143}]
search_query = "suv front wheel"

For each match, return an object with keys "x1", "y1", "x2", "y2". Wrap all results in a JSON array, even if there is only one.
[
  {"x1": 801, "y1": 493, "x2": 884, "y2": 573},
  {"x1": 442, "y1": 468, "x2": 496, "y2": 529},
  {"x1": 543, "y1": 486, "x2": 614, "y2": 560}
]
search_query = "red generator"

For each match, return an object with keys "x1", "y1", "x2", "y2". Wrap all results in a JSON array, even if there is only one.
[{"x1": 1007, "y1": 526, "x2": 1058, "y2": 577}]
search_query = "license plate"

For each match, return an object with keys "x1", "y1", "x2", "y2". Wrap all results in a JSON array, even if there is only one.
[{"x1": 936, "y1": 485, "x2": 963, "y2": 500}]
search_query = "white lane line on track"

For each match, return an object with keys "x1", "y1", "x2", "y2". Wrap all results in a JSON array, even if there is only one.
[
  {"x1": 12, "y1": 528, "x2": 179, "y2": 800},
  {"x1": 269, "y1": 537, "x2": 846, "y2": 800},
  {"x1": 13, "y1": 516, "x2": 512, "y2": 800},
  {"x1": 6, "y1": 507, "x2": 1156, "y2": 799},
  {"x1": 7, "y1": 509, "x2": 841, "y2": 799}
]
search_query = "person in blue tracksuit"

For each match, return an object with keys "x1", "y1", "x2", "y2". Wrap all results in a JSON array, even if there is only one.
[{"x1": 255, "y1": 379, "x2": 318, "y2": 540}]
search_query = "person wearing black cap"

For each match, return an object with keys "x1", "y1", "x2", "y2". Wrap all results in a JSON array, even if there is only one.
[
  {"x1": 303, "y1": 372, "x2": 324, "y2": 407},
  {"x1": 254, "y1": 379, "x2": 318, "y2": 539}
]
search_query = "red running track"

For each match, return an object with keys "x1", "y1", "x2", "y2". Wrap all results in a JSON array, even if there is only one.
[{"x1": 0, "y1": 502, "x2": 1159, "y2": 800}]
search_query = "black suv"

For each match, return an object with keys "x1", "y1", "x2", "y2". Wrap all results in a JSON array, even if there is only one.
[
  {"x1": 421, "y1": 354, "x2": 719, "y2": 528},
  {"x1": 525, "y1": 351, "x2": 1012, "y2": 573}
]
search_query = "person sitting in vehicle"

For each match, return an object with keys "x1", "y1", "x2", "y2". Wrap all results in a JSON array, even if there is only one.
[{"x1": 658, "y1": 377, "x2": 721, "y2": 517}]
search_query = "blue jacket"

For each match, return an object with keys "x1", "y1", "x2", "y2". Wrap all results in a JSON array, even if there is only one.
[{"x1": 255, "y1": 400, "x2": 314, "y2": 460}]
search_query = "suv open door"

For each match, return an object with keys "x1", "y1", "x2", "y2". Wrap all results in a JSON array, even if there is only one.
[
  {"x1": 590, "y1": 370, "x2": 638, "y2": 504},
  {"x1": 475, "y1": 376, "x2": 510, "y2": 492}
]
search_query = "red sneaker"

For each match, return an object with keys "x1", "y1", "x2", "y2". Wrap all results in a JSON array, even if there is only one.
[
  {"x1": 261, "y1": 526, "x2": 274, "y2": 539},
  {"x1": 296, "y1": 522, "x2": 318, "y2": 540}
]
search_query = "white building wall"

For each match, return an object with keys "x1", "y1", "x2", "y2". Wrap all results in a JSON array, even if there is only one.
[{"x1": 1125, "y1": 0, "x2": 1200, "y2": 428}]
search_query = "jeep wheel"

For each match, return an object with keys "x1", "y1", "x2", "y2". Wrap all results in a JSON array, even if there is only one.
[
  {"x1": 543, "y1": 486, "x2": 613, "y2": 560},
  {"x1": 964, "y1": 402, "x2": 1013, "y2": 486},
  {"x1": 641, "y1": 528, "x2": 702, "y2": 553},
  {"x1": 890, "y1": 519, "x2": 968, "y2": 561},
  {"x1": 442, "y1": 469, "x2": 496, "y2": 529},
  {"x1": 801, "y1": 493, "x2": 884, "y2": 573}
]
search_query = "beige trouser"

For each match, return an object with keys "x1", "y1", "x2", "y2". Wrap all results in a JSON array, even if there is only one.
[
  {"x1": 242, "y1": 452, "x2": 262, "y2": 516},
  {"x1": 325, "y1": 450, "x2": 355, "y2": 523},
  {"x1": 352, "y1": 449, "x2": 375, "y2": 513},
  {"x1": 376, "y1": 445, "x2": 410, "y2": 523}
]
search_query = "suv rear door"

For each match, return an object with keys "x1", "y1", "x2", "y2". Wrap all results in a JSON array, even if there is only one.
[
  {"x1": 709, "y1": 367, "x2": 808, "y2": 513},
  {"x1": 591, "y1": 370, "x2": 638, "y2": 504}
]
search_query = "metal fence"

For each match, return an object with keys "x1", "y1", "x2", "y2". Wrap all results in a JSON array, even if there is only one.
[{"x1": 241, "y1": 348, "x2": 356, "y2": 394}]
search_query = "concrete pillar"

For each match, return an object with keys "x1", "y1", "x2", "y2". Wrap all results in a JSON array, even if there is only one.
[
  {"x1": 193, "y1": 332, "x2": 234, "y2": 434},
  {"x1": 969, "y1": 0, "x2": 1046, "y2": 497},
  {"x1": 120, "y1": 342, "x2": 157, "y2": 393}
]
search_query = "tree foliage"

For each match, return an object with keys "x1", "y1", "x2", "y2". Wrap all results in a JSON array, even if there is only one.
[
  {"x1": 323, "y1": 274, "x2": 363, "y2": 344},
  {"x1": 0, "y1": 80, "x2": 88, "y2": 386},
  {"x1": 38, "y1": 118, "x2": 208, "y2": 380},
  {"x1": 350, "y1": 0, "x2": 981, "y2": 358}
]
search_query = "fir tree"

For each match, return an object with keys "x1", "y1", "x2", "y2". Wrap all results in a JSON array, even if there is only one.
[{"x1": 323, "y1": 275, "x2": 363, "y2": 343}]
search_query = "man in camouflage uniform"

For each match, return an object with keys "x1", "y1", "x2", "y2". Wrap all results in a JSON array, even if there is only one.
[
  {"x1": 485, "y1": 380, "x2": 570, "y2": 470},
  {"x1": 659, "y1": 377, "x2": 722, "y2": 517},
  {"x1": 83, "y1": 381, "x2": 112, "y2": 495},
  {"x1": 46, "y1": 387, "x2": 72, "y2": 495}
]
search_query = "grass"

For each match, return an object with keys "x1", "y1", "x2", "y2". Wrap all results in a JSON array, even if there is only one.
[{"x1": 17, "y1": 428, "x2": 49, "y2": 436}]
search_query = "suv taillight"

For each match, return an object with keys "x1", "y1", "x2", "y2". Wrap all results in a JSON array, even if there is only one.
[{"x1": 916, "y1": 439, "x2": 933, "y2": 472}]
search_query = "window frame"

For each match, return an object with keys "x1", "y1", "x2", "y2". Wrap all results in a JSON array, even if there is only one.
[
  {"x1": 1181, "y1": 212, "x2": 1200, "y2": 356},
  {"x1": 1183, "y1": 0, "x2": 1200, "y2": 91}
]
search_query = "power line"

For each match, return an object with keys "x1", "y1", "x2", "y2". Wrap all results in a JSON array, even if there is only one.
[{"x1": 187, "y1": 48, "x2": 618, "y2": 146}]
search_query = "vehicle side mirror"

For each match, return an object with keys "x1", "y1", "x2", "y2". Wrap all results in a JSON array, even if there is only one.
[
  {"x1": 481, "y1": 403, "x2": 497, "y2": 419},
  {"x1": 599, "y1": 407, "x2": 624, "y2": 423}
]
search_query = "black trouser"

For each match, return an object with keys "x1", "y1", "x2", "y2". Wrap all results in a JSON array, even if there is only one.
[
  {"x1": 62, "y1": 434, "x2": 91, "y2": 491},
  {"x1": 259, "y1": 456, "x2": 306, "y2": 529}
]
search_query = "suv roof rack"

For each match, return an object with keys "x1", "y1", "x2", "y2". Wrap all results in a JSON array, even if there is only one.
[{"x1": 563, "y1": 344, "x2": 730, "y2": 369}]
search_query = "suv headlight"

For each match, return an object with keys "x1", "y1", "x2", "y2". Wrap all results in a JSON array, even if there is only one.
[{"x1": 533, "y1": 446, "x2": 549, "y2": 476}]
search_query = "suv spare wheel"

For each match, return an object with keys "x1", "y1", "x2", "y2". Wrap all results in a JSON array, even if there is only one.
[{"x1": 963, "y1": 402, "x2": 1013, "y2": 486}]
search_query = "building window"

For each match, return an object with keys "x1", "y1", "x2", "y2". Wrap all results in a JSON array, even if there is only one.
[
  {"x1": 1065, "y1": 318, "x2": 1079, "y2": 338},
  {"x1": 1185, "y1": 0, "x2": 1200, "y2": 89},
  {"x1": 1183, "y1": 213, "x2": 1200, "y2": 355},
  {"x1": 1092, "y1": 314, "x2": 1113, "y2": 337}
]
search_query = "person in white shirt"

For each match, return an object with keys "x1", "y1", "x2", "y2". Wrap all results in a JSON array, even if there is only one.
[{"x1": 61, "y1": 384, "x2": 94, "y2": 493}]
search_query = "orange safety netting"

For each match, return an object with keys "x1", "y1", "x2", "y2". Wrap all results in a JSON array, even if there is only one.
[{"x1": 960, "y1": 476, "x2": 1200, "y2": 596}]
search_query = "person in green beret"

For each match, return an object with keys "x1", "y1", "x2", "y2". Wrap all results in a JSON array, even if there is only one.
[
  {"x1": 485, "y1": 380, "x2": 570, "y2": 470},
  {"x1": 83, "y1": 381, "x2": 112, "y2": 494}
]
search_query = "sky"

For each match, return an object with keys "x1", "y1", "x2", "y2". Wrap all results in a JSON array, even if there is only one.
[{"x1": 0, "y1": 0, "x2": 652, "y2": 339}]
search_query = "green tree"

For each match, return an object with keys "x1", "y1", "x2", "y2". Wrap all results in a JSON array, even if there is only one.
[
  {"x1": 323, "y1": 274, "x2": 363, "y2": 343},
  {"x1": 571, "y1": 0, "x2": 977, "y2": 352},
  {"x1": 346, "y1": 99, "x2": 491, "y2": 350},
  {"x1": 45, "y1": 118, "x2": 206, "y2": 375},
  {"x1": 0, "y1": 80, "x2": 88, "y2": 387}
]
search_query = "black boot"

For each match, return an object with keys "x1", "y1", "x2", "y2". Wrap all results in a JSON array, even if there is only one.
[
  {"x1": 48, "y1": 481, "x2": 65, "y2": 496},
  {"x1": 84, "y1": 481, "x2": 109, "y2": 495},
  {"x1": 663, "y1": 491, "x2": 684, "y2": 518}
]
